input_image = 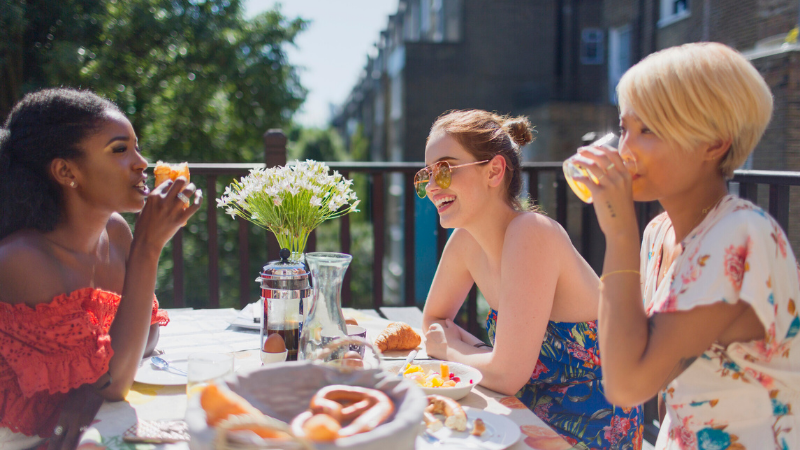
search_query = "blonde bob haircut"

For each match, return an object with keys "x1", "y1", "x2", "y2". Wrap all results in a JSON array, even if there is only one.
[{"x1": 616, "y1": 42, "x2": 773, "y2": 178}]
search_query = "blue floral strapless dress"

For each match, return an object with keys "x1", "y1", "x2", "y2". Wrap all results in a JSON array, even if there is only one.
[{"x1": 486, "y1": 309, "x2": 643, "y2": 450}]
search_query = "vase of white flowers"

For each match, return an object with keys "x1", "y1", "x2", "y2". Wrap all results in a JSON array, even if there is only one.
[{"x1": 216, "y1": 160, "x2": 360, "y2": 262}]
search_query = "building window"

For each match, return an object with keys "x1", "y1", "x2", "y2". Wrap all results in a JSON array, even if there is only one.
[
  {"x1": 581, "y1": 28, "x2": 604, "y2": 65},
  {"x1": 608, "y1": 25, "x2": 631, "y2": 104},
  {"x1": 659, "y1": 0, "x2": 690, "y2": 27}
]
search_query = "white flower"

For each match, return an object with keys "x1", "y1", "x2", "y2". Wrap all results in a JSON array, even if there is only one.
[
  {"x1": 225, "y1": 207, "x2": 237, "y2": 218},
  {"x1": 273, "y1": 197, "x2": 282, "y2": 206},
  {"x1": 310, "y1": 196, "x2": 322, "y2": 207}
]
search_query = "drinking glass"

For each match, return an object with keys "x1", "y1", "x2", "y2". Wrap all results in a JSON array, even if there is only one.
[
  {"x1": 563, "y1": 133, "x2": 635, "y2": 203},
  {"x1": 186, "y1": 353, "x2": 234, "y2": 398}
]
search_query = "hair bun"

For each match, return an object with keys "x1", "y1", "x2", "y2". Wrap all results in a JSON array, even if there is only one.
[{"x1": 504, "y1": 117, "x2": 534, "y2": 146}]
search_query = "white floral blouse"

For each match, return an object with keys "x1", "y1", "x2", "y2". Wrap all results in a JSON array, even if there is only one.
[{"x1": 642, "y1": 195, "x2": 800, "y2": 450}]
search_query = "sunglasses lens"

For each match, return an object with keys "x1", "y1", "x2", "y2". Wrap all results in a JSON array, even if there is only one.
[
  {"x1": 434, "y1": 162, "x2": 452, "y2": 189},
  {"x1": 414, "y1": 170, "x2": 429, "y2": 198}
]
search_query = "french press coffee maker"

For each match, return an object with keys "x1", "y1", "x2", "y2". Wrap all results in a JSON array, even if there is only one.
[{"x1": 256, "y1": 248, "x2": 311, "y2": 361}]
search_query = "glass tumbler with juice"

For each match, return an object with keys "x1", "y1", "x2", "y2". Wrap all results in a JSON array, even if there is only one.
[{"x1": 563, "y1": 133, "x2": 636, "y2": 203}]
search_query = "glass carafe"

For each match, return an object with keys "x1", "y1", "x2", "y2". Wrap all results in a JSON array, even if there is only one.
[{"x1": 299, "y1": 252, "x2": 353, "y2": 361}]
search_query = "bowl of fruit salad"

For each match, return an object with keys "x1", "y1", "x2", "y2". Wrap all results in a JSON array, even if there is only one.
[{"x1": 382, "y1": 360, "x2": 482, "y2": 400}]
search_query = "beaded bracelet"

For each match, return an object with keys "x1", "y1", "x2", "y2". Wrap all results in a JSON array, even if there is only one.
[{"x1": 599, "y1": 269, "x2": 640, "y2": 282}]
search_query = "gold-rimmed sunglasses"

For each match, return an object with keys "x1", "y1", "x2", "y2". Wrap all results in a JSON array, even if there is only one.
[{"x1": 413, "y1": 160, "x2": 490, "y2": 198}]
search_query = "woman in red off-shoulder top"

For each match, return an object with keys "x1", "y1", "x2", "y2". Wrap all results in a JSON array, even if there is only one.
[{"x1": 0, "y1": 89, "x2": 202, "y2": 450}]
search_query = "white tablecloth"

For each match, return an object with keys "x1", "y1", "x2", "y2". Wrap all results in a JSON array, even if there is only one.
[{"x1": 78, "y1": 307, "x2": 571, "y2": 450}]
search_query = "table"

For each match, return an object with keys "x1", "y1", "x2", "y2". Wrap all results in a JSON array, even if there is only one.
[{"x1": 78, "y1": 307, "x2": 571, "y2": 450}]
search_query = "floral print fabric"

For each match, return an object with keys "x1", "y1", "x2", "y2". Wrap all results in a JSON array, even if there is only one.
[
  {"x1": 486, "y1": 309, "x2": 643, "y2": 449},
  {"x1": 642, "y1": 195, "x2": 800, "y2": 450}
]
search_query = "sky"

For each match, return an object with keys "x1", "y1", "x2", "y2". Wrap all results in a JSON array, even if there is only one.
[{"x1": 245, "y1": 0, "x2": 399, "y2": 127}]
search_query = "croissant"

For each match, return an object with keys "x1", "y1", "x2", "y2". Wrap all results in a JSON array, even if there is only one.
[{"x1": 374, "y1": 322, "x2": 421, "y2": 352}]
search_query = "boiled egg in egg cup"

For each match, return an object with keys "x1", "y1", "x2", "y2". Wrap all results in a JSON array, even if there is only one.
[{"x1": 260, "y1": 333, "x2": 288, "y2": 364}]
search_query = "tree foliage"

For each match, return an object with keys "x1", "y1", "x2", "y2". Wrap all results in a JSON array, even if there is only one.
[
  {"x1": 1, "y1": 0, "x2": 307, "y2": 162},
  {"x1": 1, "y1": 0, "x2": 311, "y2": 308}
]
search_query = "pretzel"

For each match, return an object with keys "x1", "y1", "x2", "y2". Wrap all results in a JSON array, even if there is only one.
[
  {"x1": 423, "y1": 411, "x2": 443, "y2": 431},
  {"x1": 426, "y1": 394, "x2": 467, "y2": 431},
  {"x1": 291, "y1": 385, "x2": 395, "y2": 441}
]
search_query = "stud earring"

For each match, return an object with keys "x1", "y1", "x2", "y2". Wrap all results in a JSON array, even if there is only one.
[{"x1": 69, "y1": 181, "x2": 76, "y2": 188}]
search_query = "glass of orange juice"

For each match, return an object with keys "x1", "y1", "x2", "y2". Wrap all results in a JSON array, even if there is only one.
[{"x1": 563, "y1": 133, "x2": 635, "y2": 203}]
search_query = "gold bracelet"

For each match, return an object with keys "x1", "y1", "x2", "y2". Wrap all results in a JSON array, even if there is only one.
[{"x1": 600, "y1": 269, "x2": 640, "y2": 282}]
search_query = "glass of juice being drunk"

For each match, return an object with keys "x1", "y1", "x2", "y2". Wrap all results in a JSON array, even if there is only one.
[{"x1": 562, "y1": 133, "x2": 636, "y2": 203}]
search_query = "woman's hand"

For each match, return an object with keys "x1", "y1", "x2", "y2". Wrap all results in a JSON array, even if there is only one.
[
  {"x1": 572, "y1": 145, "x2": 638, "y2": 240},
  {"x1": 133, "y1": 177, "x2": 203, "y2": 252},
  {"x1": 424, "y1": 319, "x2": 461, "y2": 360},
  {"x1": 47, "y1": 384, "x2": 105, "y2": 450}
]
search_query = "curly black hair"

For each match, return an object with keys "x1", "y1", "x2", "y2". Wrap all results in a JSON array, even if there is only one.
[{"x1": 0, "y1": 88, "x2": 121, "y2": 240}]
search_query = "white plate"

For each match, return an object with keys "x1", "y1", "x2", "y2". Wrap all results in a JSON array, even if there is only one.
[
  {"x1": 227, "y1": 315, "x2": 261, "y2": 330},
  {"x1": 416, "y1": 408, "x2": 521, "y2": 450},
  {"x1": 135, "y1": 353, "x2": 190, "y2": 386},
  {"x1": 227, "y1": 301, "x2": 261, "y2": 330}
]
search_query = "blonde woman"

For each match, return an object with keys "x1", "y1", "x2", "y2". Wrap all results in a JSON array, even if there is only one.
[
  {"x1": 421, "y1": 110, "x2": 643, "y2": 449},
  {"x1": 575, "y1": 42, "x2": 800, "y2": 449}
]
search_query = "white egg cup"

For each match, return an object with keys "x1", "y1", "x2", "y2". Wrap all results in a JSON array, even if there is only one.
[{"x1": 260, "y1": 350, "x2": 288, "y2": 365}]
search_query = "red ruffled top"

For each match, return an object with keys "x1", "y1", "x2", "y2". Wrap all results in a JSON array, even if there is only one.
[{"x1": 0, "y1": 288, "x2": 168, "y2": 437}]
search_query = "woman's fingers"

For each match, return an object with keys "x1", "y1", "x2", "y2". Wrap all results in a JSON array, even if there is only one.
[
  {"x1": 576, "y1": 146, "x2": 629, "y2": 185},
  {"x1": 178, "y1": 189, "x2": 204, "y2": 220}
]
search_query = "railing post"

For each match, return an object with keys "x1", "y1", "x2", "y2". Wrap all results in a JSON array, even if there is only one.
[
  {"x1": 528, "y1": 169, "x2": 539, "y2": 206},
  {"x1": 372, "y1": 173, "x2": 385, "y2": 309},
  {"x1": 238, "y1": 217, "x2": 250, "y2": 309},
  {"x1": 769, "y1": 184, "x2": 790, "y2": 233},
  {"x1": 207, "y1": 175, "x2": 220, "y2": 308},
  {"x1": 555, "y1": 177, "x2": 568, "y2": 227},
  {"x1": 340, "y1": 170, "x2": 352, "y2": 307},
  {"x1": 738, "y1": 182, "x2": 758, "y2": 204},
  {"x1": 264, "y1": 130, "x2": 287, "y2": 264},
  {"x1": 172, "y1": 228, "x2": 185, "y2": 307},
  {"x1": 404, "y1": 173, "x2": 416, "y2": 306}
]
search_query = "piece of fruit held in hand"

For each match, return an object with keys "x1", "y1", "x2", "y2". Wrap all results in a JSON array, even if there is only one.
[{"x1": 154, "y1": 161, "x2": 190, "y2": 187}]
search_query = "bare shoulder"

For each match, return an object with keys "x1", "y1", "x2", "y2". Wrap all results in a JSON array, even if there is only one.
[
  {"x1": 106, "y1": 213, "x2": 134, "y2": 257},
  {"x1": 505, "y1": 212, "x2": 570, "y2": 249},
  {"x1": 0, "y1": 231, "x2": 65, "y2": 305}
]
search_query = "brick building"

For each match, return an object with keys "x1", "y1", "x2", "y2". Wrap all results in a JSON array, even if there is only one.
[
  {"x1": 604, "y1": 0, "x2": 800, "y2": 258},
  {"x1": 333, "y1": 0, "x2": 620, "y2": 164},
  {"x1": 333, "y1": 0, "x2": 800, "y2": 304}
]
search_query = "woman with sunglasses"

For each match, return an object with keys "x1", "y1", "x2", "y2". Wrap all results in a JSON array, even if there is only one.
[
  {"x1": 577, "y1": 43, "x2": 799, "y2": 449},
  {"x1": 421, "y1": 110, "x2": 643, "y2": 449}
]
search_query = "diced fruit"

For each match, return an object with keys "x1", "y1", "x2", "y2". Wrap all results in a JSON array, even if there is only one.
[
  {"x1": 403, "y1": 364, "x2": 423, "y2": 376},
  {"x1": 443, "y1": 380, "x2": 457, "y2": 387},
  {"x1": 449, "y1": 373, "x2": 456, "y2": 379},
  {"x1": 440, "y1": 362, "x2": 450, "y2": 379},
  {"x1": 406, "y1": 372, "x2": 424, "y2": 383},
  {"x1": 430, "y1": 375, "x2": 444, "y2": 387},
  {"x1": 453, "y1": 377, "x2": 461, "y2": 382}
]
